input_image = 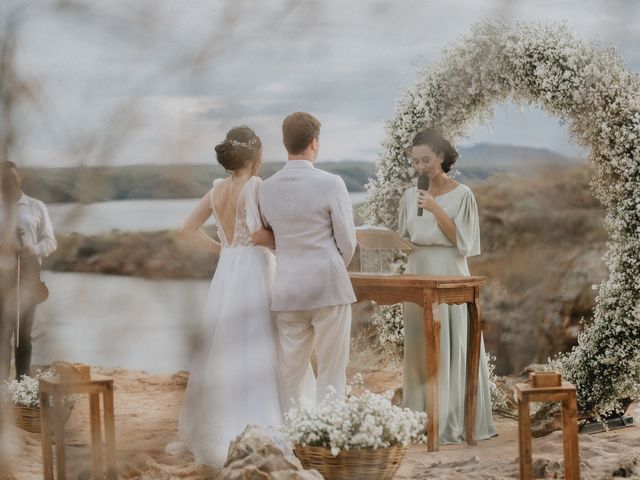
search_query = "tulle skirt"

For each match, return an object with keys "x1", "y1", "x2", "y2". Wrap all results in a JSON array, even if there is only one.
[{"x1": 177, "y1": 245, "x2": 283, "y2": 466}]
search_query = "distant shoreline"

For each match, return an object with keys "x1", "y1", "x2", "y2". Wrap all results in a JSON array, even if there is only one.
[
  {"x1": 47, "y1": 193, "x2": 369, "y2": 236},
  {"x1": 20, "y1": 161, "x2": 375, "y2": 204},
  {"x1": 20, "y1": 144, "x2": 580, "y2": 204}
]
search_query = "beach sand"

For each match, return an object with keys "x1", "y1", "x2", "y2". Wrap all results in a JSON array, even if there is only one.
[{"x1": 4, "y1": 367, "x2": 639, "y2": 479}]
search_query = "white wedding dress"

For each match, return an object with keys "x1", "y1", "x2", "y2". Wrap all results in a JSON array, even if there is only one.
[{"x1": 170, "y1": 176, "x2": 309, "y2": 466}]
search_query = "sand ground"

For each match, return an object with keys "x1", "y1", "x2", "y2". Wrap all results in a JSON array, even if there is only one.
[{"x1": 4, "y1": 367, "x2": 640, "y2": 479}]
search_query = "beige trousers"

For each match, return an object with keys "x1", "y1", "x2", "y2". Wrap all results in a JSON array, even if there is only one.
[{"x1": 275, "y1": 304, "x2": 351, "y2": 412}]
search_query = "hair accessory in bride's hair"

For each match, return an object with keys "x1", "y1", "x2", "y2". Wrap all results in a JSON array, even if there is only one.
[{"x1": 229, "y1": 139, "x2": 258, "y2": 149}]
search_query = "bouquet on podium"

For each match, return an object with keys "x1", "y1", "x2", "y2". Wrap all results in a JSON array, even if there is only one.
[{"x1": 355, "y1": 225, "x2": 413, "y2": 275}]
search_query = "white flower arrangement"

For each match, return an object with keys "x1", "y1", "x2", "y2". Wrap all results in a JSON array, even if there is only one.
[
  {"x1": 362, "y1": 18, "x2": 640, "y2": 421},
  {"x1": 2, "y1": 375, "x2": 41, "y2": 408},
  {"x1": 2, "y1": 371, "x2": 80, "y2": 408},
  {"x1": 283, "y1": 383, "x2": 426, "y2": 456},
  {"x1": 487, "y1": 354, "x2": 510, "y2": 413}
]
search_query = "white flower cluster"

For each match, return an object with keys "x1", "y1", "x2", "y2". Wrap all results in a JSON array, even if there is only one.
[
  {"x1": 283, "y1": 386, "x2": 426, "y2": 456},
  {"x1": 362, "y1": 18, "x2": 640, "y2": 420},
  {"x1": 2, "y1": 371, "x2": 80, "y2": 408},
  {"x1": 370, "y1": 303, "x2": 404, "y2": 355},
  {"x1": 2, "y1": 375, "x2": 41, "y2": 408},
  {"x1": 486, "y1": 354, "x2": 509, "y2": 412}
]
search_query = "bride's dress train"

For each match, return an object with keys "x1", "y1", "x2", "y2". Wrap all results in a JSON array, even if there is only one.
[{"x1": 168, "y1": 177, "x2": 315, "y2": 466}]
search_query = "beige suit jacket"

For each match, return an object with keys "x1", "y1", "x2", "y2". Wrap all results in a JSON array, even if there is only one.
[{"x1": 259, "y1": 160, "x2": 357, "y2": 311}]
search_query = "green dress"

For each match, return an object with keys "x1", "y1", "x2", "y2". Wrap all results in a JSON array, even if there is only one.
[{"x1": 399, "y1": 183, "x2": 496, "y2": 444}]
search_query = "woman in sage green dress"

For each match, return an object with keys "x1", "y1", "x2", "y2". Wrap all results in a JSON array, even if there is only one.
[{"x1": 398, "y1": 128, "x2": 496, "y2": 444}]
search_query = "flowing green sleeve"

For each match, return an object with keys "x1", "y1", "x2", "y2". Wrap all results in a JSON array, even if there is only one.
[
  {"x1": 398, "y1": 189, "x2": 410, "y2": 239},
  {"x1": 453, "y1": 188, "x2": 481, "y2": 257}
]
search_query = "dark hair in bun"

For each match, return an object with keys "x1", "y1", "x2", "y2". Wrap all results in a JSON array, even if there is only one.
[
  {"x1": 412, "y1": 128, "x2": 459, "y2": 173},
  {"x1": 214, "y1": 126, "x2": 262, "y2": 171}
]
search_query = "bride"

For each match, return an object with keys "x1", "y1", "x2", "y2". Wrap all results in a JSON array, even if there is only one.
[{"x1": 169, "y1": 126, "x2": 308, "y2": 466}]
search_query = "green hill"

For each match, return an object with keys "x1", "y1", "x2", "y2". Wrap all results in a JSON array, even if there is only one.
[
  {"x1": 19, "y1": 143, "x2": 580, "y2": 203},
  {"x1": 20, "y1": 161, "x2": 376, "y2": 203}
]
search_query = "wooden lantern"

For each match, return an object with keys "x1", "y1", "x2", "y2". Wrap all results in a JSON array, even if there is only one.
[{"x1": 514, "y1": 372, "x2": 580, "y2": 480}]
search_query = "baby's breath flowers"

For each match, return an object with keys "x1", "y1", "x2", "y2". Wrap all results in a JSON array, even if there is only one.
[
  {"x1": 362, "y1": 19, "x2": 640, "y2": 420},
  {"x1": 283, "y1": 383, "x2": 426, "y2": 456},
  {"x1": 2, "y1": 370, "x2": 80, "y2": 408}
]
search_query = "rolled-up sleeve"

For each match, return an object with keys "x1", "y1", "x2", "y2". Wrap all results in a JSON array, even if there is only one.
[
  {"x1": 34, "y1": 201, "x2": 57, "y2": 258},
  {"x1": 330, "y1": 176, "x2": 357, "y2": 265}
]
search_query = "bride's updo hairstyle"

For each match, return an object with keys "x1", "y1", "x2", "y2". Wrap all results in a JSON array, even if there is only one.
[
  {"x1": 214, "y1": 126, "x2": 262, "y2": 172},
  {"x1": 412, "y1": 128, "x2": 459, "y2": 173}
]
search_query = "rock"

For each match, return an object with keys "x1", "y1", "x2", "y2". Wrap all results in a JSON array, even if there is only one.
[
  {"x1": 531, "y1": 403, "x2": 563, "y2": 438},
  {"x1": 218, "y1": 464, "x2": 270, "y2": 480},
  {"x1": 611, "y1": 457, "x2": 640, "y2": 477},
  {"x1": 219, "y1": 425, "x2": 321, "y2": 480},
  {"x1": 225, "y1": 452, "x2": 298, "y2": 474},
  {"x1": 270, "y1": 470, "x2": 324, "y2": 480},
  {"x1": 474, "y1": 232, "x2": 607, "y2": 375},
  {"x1": 532, "y1": 457, "x2": 562, "y2": 478},
  {"x1": 256, "y1": 455, "x2": 300, "y2": 473},
  {"x1": 119, "y1": 453, "x2": 169, "y2": 479},
  {"x1": 224, "y1": 426, "x2": 285, "y2": 467}
]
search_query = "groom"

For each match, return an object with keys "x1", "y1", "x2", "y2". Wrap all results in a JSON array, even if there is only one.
[{"x1": 259, "y1": 112, "x2": 357, "y2": 411}]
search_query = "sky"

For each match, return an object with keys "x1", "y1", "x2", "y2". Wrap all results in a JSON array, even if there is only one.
[{"x1": 6, "y1": 0, "x2": 640, "y2": 167}]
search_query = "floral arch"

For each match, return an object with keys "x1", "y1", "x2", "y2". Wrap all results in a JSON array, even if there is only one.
[{"x1": 361, "y1": 20, "x2": 640, "y2": 419}]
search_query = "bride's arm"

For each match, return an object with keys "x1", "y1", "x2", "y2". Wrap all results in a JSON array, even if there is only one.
[
  {"x1": 180, "y1": 191, "x2": 221, "y2": 254},
  {"x1": 251, "y1": 228, "x2": 275, "y2": 249}
]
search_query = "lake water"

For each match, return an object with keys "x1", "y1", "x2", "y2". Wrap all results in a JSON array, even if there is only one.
[
  {"x1": 49, "y1": 193, "x2": 370, "y2": 235},
  {"x1": 32, "y1": 271, "x2": 210, "y2": 373},
  {"x1": 31, "y1": 192, "x2": 371, "y2": 372}
]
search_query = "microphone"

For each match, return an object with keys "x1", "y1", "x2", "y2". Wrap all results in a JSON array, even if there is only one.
[{"x1": 417, "y1": 175, "x2": 429, "y2": 217}]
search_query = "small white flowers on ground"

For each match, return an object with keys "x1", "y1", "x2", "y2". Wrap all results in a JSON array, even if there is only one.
[
  {"x1": 283, "y1": 386, "x2": 426, "y2": 456},
  {"x1": 2, "y1": 375, "x2": 41, "y2": 408},
  {"x1": 2, "y1": 371, "x2": 80, "y2": 408},
  {"x1": 487, "y1": 354, "x2": 510, "y2": 412}
]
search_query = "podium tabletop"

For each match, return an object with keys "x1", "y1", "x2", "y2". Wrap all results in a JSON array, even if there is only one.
[{"x1": 349, "y1": 272, "x2": 486, "y2": 288}]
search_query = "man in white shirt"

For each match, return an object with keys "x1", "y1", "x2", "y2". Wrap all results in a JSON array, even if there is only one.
[
  {"x1": 0, "y1": 161, "x2": 57, "y2": 381},
  {"x1": 258, "y1": 112, "x2": 357, "y2": 410}
]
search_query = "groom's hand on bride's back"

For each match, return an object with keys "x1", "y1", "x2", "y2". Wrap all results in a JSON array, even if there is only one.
[{"x1": 251, "y1": 228, "x2": 276, "y2": 249}]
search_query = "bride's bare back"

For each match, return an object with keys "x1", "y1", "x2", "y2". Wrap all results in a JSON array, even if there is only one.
[
  {"x1": 180, "y1": 125, "x2": 273, "y2": 253},
  {"x1": 213, "y1": 177, "x2": 247, "y2": 246}
]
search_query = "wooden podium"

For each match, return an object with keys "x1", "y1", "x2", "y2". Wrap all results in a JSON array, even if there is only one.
[{"x1": 350, "y1": 272, "x2": 486, "y2": 452}]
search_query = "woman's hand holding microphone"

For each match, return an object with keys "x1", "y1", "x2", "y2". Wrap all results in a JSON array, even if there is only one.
[{"x1": 416, "y1": 189, "x2": 439, "y2": 213}]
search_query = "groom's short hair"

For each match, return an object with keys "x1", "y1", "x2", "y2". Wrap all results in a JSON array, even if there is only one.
[{"x1": 282, "y1": 112, "x2": 321, "y2": 155}]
